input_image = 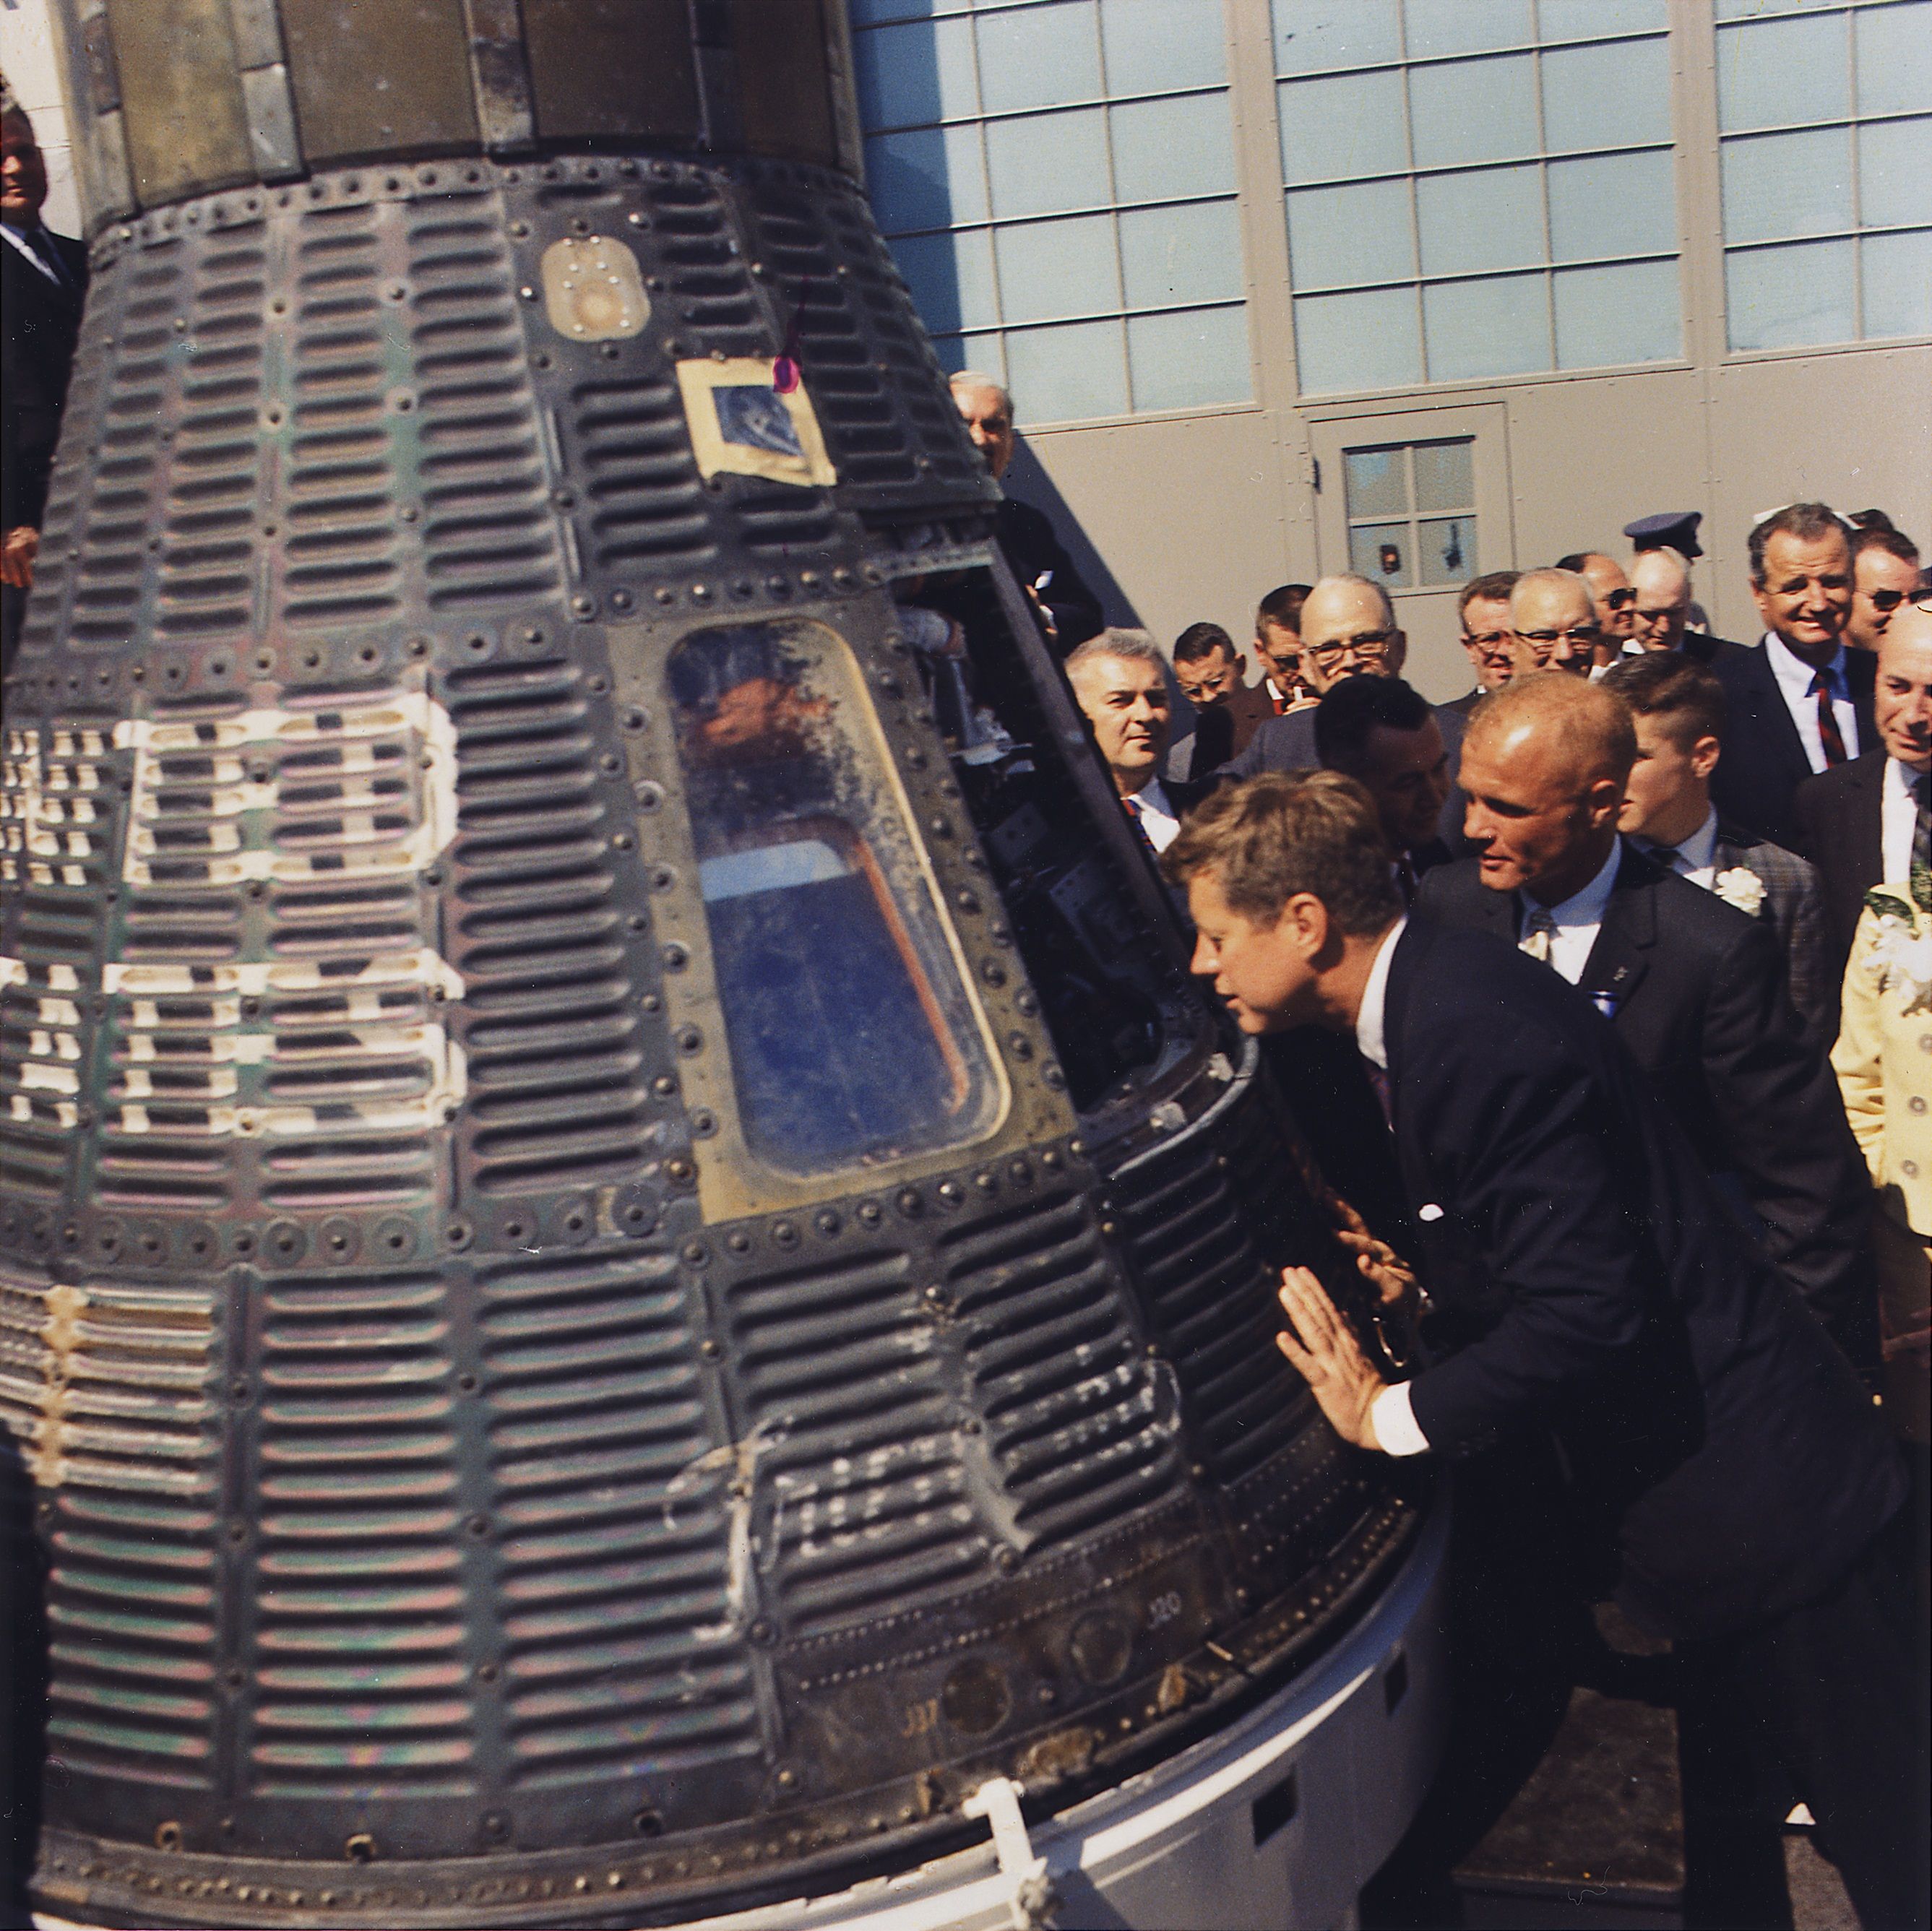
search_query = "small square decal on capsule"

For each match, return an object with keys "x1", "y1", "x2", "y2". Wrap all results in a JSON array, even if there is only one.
[{"x1": 678, "y1": 357, "x2": 837, "y2": 489}]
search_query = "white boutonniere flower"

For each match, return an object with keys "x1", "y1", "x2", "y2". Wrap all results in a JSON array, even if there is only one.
[
  {"x1": 1713, "y1": 867, "x2": 1767, "y2": 917},
  {"x1": 1864, "y1": 889, "x2": 1932, "y2": 1015}
]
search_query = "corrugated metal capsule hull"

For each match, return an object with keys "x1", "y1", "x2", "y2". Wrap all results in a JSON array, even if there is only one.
[{"x1": 0, "y1": 7, "x2": 1441, "y2": 1925}]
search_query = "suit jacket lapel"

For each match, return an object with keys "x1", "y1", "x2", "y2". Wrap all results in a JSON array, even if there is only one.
[
  {"x1": 1741, "y1": 647, "x2": 1813, "y2": 790},
  {"x1": 1579, "y1": 850, "x2": 1655, "y2": 1011}
]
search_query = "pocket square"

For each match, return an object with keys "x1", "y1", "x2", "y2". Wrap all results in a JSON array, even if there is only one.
[{"x1": 1418, "y1": 1204, "x2": 1444, "y2": 1222}]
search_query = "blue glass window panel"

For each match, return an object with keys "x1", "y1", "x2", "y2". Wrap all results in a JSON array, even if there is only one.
[
  {"x1": 1725, "y1": 237, "x2": 1856, "y2": 349},
  {"x1": 1418, "y1": 516, "x2": 1479, "y2": 585},
  {"x1": 1349, "y1": 522, "x2": 1414, "y2": 588},
  {"x1": 1408, "y1": 55, "x2": 1539, "y2": 169},
  {"x1": 1862, "y1": 228, "x2": 1932, "y2": 339},
  {"x1": 866, "y1": 125, "x2": 988, "y2": 233},
  {"x1": 854, "y1": 17, "x2": 980, "y2": 128},
  {"x1": 1345, "y1": 448, "x2": 1410, "y2": 517},
  {"x1": 1413, "y1": 440, "x2": 1474, "y2": 511},
  {"x1": 1402, "y1": 0, "x2": 1532, "y2": 62},
  {"x1": 1100, "y1": 0, "x2": 1226, "y2": 94},
  {"x1": 1278, "y1": 71, "x2": 1410, "y2": 185},
  {"x1": 1005, "y1": 318, "x2": 1130, "y2": 420},
  {"x1": 1553, "y1": 260, "x2": 1683, "y2": 367},
  {"x1": 986, "y1": 108, "x2": 1111, "y2": 220},
  {"x1": 1111, "y1": 93, "x2": 1238, "y2": 204},
  {"x1": 1423, "y1": 274, "x2": 1551, "y2": 379},
  {"x1": 1126, "y1": 306, "x2": 1253, "y2": 410},
  {"x1": 890, "y1": 228, "x2": 1001, "y2": 333},
  {"x1": 995, "y1": 214, "x2": 1123, "y2": 324},
  {"x1": 1721, "y1": 127, "x2": 1853, "y2": 243},
  {"x1": 1539, "y1": 0, "x2": 1668, "y2": 37},
  {"x1": 928, "y1": 332, "x2": 1006, "y2": 381},
  {"x1": 1541, "y1": 38, "x2": 1673, "y2": 154},
  {"x1": 1855, "y1": 3, "x2": 1932, "y2": 118},
  {"x1": 976, "y1": 1, "x2": 1103, "y2": 115},
  {"x1": 1287, "y1": 178, "x2": 1416, "y2": 289},
  {"x1": 1270, "y1": 0, "x2": 1402, "y2": 77},
  {"x1": 1548, "y1": 151, "x2": 1677, "y2": 262},
  {"x1": 1715, "y1": 14, "x2": 1850, "y2": 132},
  {"x1": 1859, "y1": 118, "x2": 1932, "y2": 230},
  {"x1": 851, "y1": 0, "x2": 971, "y2": 22},
  {"x1": 1293, "y1": 288, "x2": 1423, "y2": 392},
  {"x1": 1417, "y1": 165, "x2": 1545, "y2": 277},
  {"x1": 1120, "y1": 201, "x2": 1246, "y2": 308}
]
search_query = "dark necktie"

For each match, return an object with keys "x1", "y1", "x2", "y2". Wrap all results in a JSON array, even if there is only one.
[
  {"x1": 1809, "y1": 671, "x2": 1847, "y2": 768},
  {"x1": 1915, "y1": 771, "x2": 1931, "y2": 880},
  {"x1": 18, "y1": 225, "x2": 72, "y2": 291},
  {"x1": 1394, "y1": 852, "x2": 1418, "y2": 907},
  {"x1": 1122, "y1": 792, "x2": 1153, "y2": 852},
  {"x1": 1648, "y1": 844, "x2": 1681, "y2": 876},
  {"x1": 1362, "y1": 1055, "x2": 1392, "y2": 1128}
]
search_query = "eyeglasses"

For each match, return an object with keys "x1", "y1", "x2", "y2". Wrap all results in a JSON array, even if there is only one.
[
  {"x1": 1515, "y1": 625, "x2": 1602, "y2": 648},
  {"x1": 1603, "y1": 588, "x2": 1636, "y2": 610},
  {"x1": 1463, "y1": 628, "x2": 1511, "y2": 649},
  {"x1": 1866, "y1": 588, "x2": 1913, "y2": 613},
  {"x1": 1632, "y1": 605, "x2": 1684, "y2": 625},
  {"x1": 1306, "y1": 630, "x2": 1395, "y2": 664}
]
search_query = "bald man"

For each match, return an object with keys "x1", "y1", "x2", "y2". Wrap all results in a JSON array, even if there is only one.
[
  {"x1": 1556, "y1": 550, "x2": 1638, "y2": 673},
  {"x1": 949, "y1": 371, "x2": 1103, "y2": 654},
  {"x1": 1504, "y1": 569, "x2": 1599, "y2": 678},
  {"x1": 1417, "y1": 675, "x2": 1879, "y2": 1364},
  {"x1": 1630, "y1": 548, "x2": 1746, "y2": 667}
]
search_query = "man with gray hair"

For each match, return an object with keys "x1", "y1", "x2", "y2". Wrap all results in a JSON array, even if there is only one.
[
  {"x1": 1065, "y1": 628, "x2": 1204, "y2": 852},
  {"x1": 1504, "y1": 568, "x2": 1599, "y2": 678},
  {"x1": 949, "y1": 370, "x2": 1103, "y2": 655},
  {"x1": 1630, "y1": 548, "x2": 1745, "y2": 666}
]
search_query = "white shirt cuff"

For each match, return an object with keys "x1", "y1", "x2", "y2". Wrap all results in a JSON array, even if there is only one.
[{"x1": 1371, "y1": 1381, "x2": 1431, "y2": 1457}]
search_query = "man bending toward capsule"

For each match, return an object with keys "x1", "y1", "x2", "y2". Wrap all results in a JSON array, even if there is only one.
[{"x1": 1161, "y1": 770, "x2": 1926, "y2": 1931}]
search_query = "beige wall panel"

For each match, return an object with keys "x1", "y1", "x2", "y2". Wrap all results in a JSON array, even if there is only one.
[
  {"x1": 1702, "y1": 347, "x2": 1932, "y2": 640},
  {"x1": 1023, "y1": 410, "x2": 1302, "y2": 657}
]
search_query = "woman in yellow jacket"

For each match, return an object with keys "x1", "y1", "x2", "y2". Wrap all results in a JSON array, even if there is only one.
[{"x1": 1833, "y1": 877, "x2": 1932, "y2": 1445}]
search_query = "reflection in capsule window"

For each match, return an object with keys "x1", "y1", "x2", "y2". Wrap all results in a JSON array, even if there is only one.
[{"x1": 668, "y1": 623, "x2": 1001, "y2": 1177}]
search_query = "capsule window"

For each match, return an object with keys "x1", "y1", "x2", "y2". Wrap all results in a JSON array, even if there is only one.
[{"x1": 667, "y1": 621, "x2": 1002, "y2": 1178}]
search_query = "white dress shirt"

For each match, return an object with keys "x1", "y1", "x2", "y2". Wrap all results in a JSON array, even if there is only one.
[
  {"x1": 1882, "y1": 756, "x2": 1927, "y2": 884},
  {"x1": 1518, "y1": 838, "x2": 1623, "y2": 986},
  {"x1": 1761, "y1": 631, "x2": 1860, "y2": 772},
  {"x1": 1347, "y1": 921, "x2": 1433, "y2": 1458},
  {"x1": 1636, "y1": 807, "x2": 1720, "y2": 890},
  {"x1": 1124, "y1": 778, "x2": 1181, "y2": 852}
]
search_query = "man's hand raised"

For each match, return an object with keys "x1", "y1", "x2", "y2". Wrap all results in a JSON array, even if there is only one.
[{"x1": 1275, "y1": 1266, "x2": 1389, "y2": 1451}]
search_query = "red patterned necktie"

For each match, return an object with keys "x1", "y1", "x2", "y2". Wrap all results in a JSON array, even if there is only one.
[{"x1": 1809, "y1": 671, "x2": 1847, "y2": 767}]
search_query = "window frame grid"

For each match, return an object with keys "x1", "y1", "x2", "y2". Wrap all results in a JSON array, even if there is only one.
[
  {"x1": 1275, "y1": 1, "x2": 1686, "y2": 391},
  {"x1": 1341, "y1": 439, "x2": 1480, "y2": 596},
  {"x1": 1713, "y1": 0, "x2": 1932, "y2": 350},
  {"x1": 853, "y1": 0, "x2": 1257, "y2": 417}
]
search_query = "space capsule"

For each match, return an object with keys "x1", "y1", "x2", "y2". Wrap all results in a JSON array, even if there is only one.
[{"x1": 0, "y1": 5, "x2": 1444, "y2": 1924}]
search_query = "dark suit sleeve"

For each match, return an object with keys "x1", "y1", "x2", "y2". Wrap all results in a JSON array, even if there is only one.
[
  {"x1": 1405, "y1": 1034, "x2": 1659, "y2": 1457},
  {"x1": 998, "y1": 500, "x2": 1103, "y2": 653},
  {"x1": 1782, "y1": 860, "x2": 1831, "y2": 1042},
  {"x1": 1696, "y1": 915, "x2": 1875, "y2": 1352}
]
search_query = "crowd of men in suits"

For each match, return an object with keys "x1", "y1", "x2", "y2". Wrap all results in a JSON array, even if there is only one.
[{"x1": 1038, "y1": 474, "x2": 1931, "y2": 1927}]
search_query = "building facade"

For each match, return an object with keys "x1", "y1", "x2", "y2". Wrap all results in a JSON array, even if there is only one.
[{"x1": 853, "y1": 0, "x2": 1932, "y2": 696}]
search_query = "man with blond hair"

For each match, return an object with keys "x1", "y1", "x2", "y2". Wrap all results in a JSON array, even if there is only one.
[
  {"x1": 1417, "y1": 674, "x2": 1876, "y2": 1363},
  {"x1": 1160, "y1": 769, "x2": 1919, "y2": 1930}
]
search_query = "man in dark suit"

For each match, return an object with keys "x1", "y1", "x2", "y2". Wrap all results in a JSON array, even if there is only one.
[
  {"x1": 1314, "y1": 675, "x2": 1454, "y2": 907},
  {"x1": 951, "y1": 373, "x2": 1103, "y2": 655},
  {"x1": 1064, "y1": 629, "x2": 1207, "y2": 855},
  {"x1": 1602, "y1": 652, "x2": 1831, "y2": 1034},
  {"x1": 1170, "y1": 621, "x2": 1272, "y2": 778},
  {"x1": 1441, "y1": 571, "x2": 1519, "y2": 716},
  {"x1": 2, "y1": 96, "x2": 88, "y2": 675},
  {"x1": 1796, "y1": 610, "x2": 1932, "y2": 1003},
  {"x1": 1163, "y1": 771, "x2": 1922, "y2": 1930},
  {"x1": 1221, "y1": 576, "x2": 1467, "y2": 845},
  {"x1": 1710, "y1": 503, "x2": 1876, "y2": 848},
  {"x1": 1627, "y1": 545, "x2": 1747, "y2": 666},
  {"x1": 1415, "y1": 675, "x2": 1877, "y2": 1367}
]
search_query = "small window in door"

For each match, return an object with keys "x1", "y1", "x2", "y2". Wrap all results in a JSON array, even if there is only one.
[{"x1": 1343, "y1": 440, "x2": 1478, "y2": 596}]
